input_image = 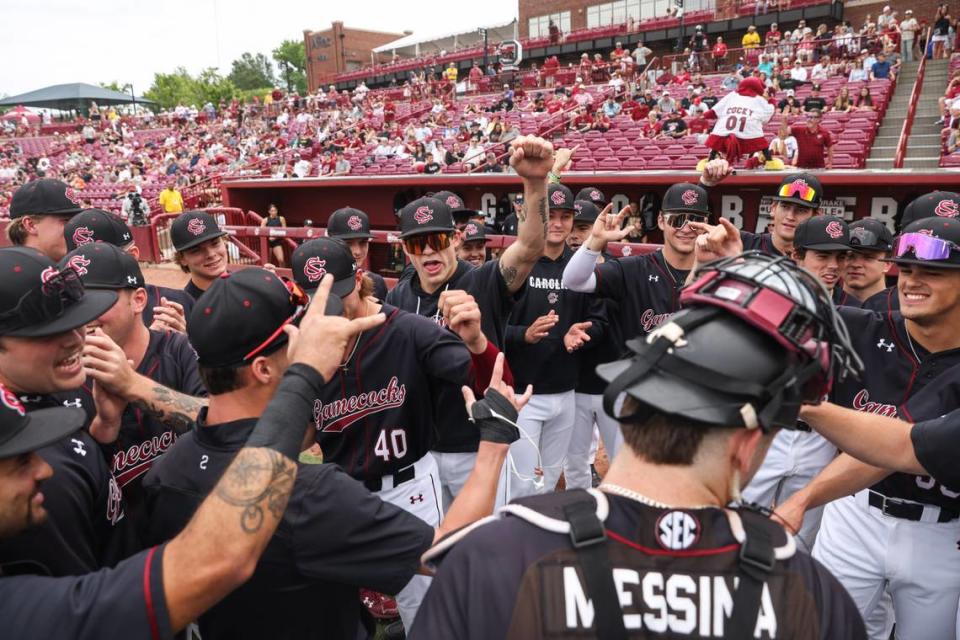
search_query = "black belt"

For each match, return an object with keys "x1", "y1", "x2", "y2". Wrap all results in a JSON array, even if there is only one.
[
  {"x1": 363, "y1": 465, "x2": 415, "y2": 492},
  {"x1": 868, "y1": 490, "x2": 960, "y2": 523}
]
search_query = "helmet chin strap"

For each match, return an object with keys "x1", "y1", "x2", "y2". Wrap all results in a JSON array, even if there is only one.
[{"x1": 730, "y1": 467, "x2": 743, "y2": 504}]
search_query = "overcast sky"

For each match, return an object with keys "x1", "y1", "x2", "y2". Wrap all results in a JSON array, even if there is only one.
[{"x1": 0, "y1": 0, "x2": 517, "y2": 97}]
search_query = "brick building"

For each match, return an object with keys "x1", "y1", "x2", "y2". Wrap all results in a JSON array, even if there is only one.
[{"x1": 304, "y1": 22, "x2": 407, "y2": 91}]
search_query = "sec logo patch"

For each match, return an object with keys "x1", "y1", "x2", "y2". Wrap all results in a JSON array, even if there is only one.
[{"x1": 656, "y1": 510, "x2": 700, "y2": 551}]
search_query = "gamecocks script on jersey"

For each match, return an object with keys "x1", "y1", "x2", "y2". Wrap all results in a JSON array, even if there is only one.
[
  {"x1": 560, "y1": 567, "x2": 778, "y2": 638},
  {"x1": 314, "y1": 377, "x2": 407, "y2": 433}
]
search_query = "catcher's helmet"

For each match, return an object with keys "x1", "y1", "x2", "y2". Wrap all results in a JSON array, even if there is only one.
[{"x1": 598, "y1": 252, "x2": 862, "y2": 432}]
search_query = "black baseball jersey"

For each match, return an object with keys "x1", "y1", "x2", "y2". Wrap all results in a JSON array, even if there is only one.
[
  {"x1": 313, "y1": 303, "x2": 478, "y2": 480},
  {"x1": 910, "y1": 409, "x2": 960, "y2": 493},
  {"x1": 505, "y1": 248, "x2": 607, "y2": 394},
  {"x1": 0, "y1": 392, "x2": 134, "y2": 576},
  {"x1": 594, "y1": 250, "x2": 687, "y2": 350},
  {"x1": 834, "y1": 308, "x2": 960, "y2": 510},
  {"x1": 109, "y1": 330, "x2": 206, "y2": 505},
  {"x1": 740, "y1": 230, "x2": 785, "y2": 256},
  {"x1": 142, "y1": 415, "x2": 434, "y2": 640},
  {"x1": 0, "y1": 544, "x2": 172, "y2": 640},
  {"x1": 142, "y1": 284, "x2": 196, "y2": 328},
  {"x1": 183, "y1": 279, "x2": 207, "y2": 301},
  {"x1": 832, "y1": 287, "x2": 860, "y2": 308},
  {"x1": 861, "y1": 286, "x2": 899, "y2": 313},
  {"x1": 368, "y1": 271, "x2": 389, "y2": 301},
  {"x1": 386, "y1": 259, "x2": 518, "y2": 453},
  {"x1": 410, "y1": 492, "x2": 866, "y2": 639}
]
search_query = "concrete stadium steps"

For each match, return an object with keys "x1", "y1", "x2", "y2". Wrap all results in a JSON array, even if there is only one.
[{"x1": 867, "y1": 58, "x2": 951, "y2": 169}]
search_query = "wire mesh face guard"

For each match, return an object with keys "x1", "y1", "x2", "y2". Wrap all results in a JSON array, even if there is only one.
[{"x1": 602, "y1": 252, "x2": 863, "y2": 432}]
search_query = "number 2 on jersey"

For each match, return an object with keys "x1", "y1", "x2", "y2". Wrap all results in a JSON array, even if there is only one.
[
  {"x1": 375, "y1": 429, "x2": 408, "y2": 461},
  {"x1": 725, "y1": 115, "x2": 747, "y2": 132}
]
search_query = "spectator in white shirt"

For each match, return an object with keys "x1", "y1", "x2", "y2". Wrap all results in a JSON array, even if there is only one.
[
  {"x1": 769, "y1": 120, "x2": 799, "y2": 166},
  {"x1": 463, "y1": 140, "x2": 485, "y2": 169},
  {"x1": 790, "y1": 60, "x2": 808, "y2": 82},
  {"x1": 292, "y1": 154, "x2": 311, "y2": 178},
  {"x1": 373, "y1": 139, "x2": 393, "y2": 157},
  {"x1": 811, "y1": 56, "x2": 831, "y2": 82},
  {"x1": 658, "y1": 91, "x2": 678, "y2": 114},
  {"x1": 900, "y1": 10, "x2": 919, "y2": 62}
]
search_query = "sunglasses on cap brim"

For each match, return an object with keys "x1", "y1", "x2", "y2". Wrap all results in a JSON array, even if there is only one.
[
  {"x1": 777, "y1": 182, "x2": 818, "y2": 202},
  {"x1": 848, "y1": 229, "x2": 890, "y2": 251},
  {"x1": 0, "y1": 269, "x2": 85, "y2": 331},
  {"x1": 403, "y1": 232, "x2": 453, "y2": 255},
  {"x1": 663, "y1": 212, "x2": 708, "y2": 228},
  {"x1": 893, "y1": 232, "x2": 960, "y2": 262},
  {"x1": 242, "y1": 278, "x2": 310, "y2": 362}
]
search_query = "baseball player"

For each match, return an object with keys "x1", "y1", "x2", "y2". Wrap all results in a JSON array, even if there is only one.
[
  {"x1": 503, "y1": 184, "x2": 607, "y2": 499},
  {"x1": 456, "y1": 221, "x2": 490, "y2": 267},
  {"x1": 701, "y1": 161, "x2": 825, "y2": 257},
  {"x1": 386, "y1": 136, "x2": 552, "y2": 506},
  {"x1": 843, "y1": 218, "x2": 894, "y2": 303},
  {"x1": 142, "y1": 266, "x2": 526, "y2": 638},
  {"x1": 0, "y1": 247, "x2": 134, "y2": 577},
  {"x1": 57, "y1": 243, "x2": 206, "y2": 508},
  {"x1": 739, "y1": 215, "x2": 852, "y2": 550},
  {"x1": 325, "y1": 206, "x2": 388, "y2": 301},
  {"x1": 769, "y1": 214, "x2": 960, "y2": 640},
  {"x1": 575, "y1": 186, "x2": 607, "y2": 207},
  {"x1": 64, "y1": 208, "x2": 194, "y2": 331},
  {"x1": 0, "y1": 275, "x2": 381, "y2": 637},
  {"x1": 562, "y1": 199, "x2": 624, "y2": 490},
  {"x1": 861, "y1": 191, "x2": 960, "y2": 313},
  {"x1": 5, "y1": 178, "x2": 83, "y2": 261},
  {"x1": 562, "y1": 182, "x2": 710, "y2": 349},
  {"x1": 411, "y1": 252, "x2": 866, "y2": 640},
  {"x1": 170, "y1": 211, "x2": 230, "y2": 300},
  {"x1": 292, "y1": 238, "x2": 513, "y2": 630}
]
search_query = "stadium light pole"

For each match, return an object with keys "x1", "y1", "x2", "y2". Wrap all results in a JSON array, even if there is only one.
[{"x1": 480, "y1": 28, "x2": 489, "y2": 73}]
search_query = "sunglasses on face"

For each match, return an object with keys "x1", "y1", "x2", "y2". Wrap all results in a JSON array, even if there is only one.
[
  {"x1": 664, "y1": 212, "x2": 708, "y2": 229},
  {"x1": 0, "y1": 269, "x2": 85, "y2": 331},
  {"x1": 778, "y1": 181, "x2": 818, "y2": 202},
  {"x1": 895, "y1": 232, "x2": 960, "y2": 261},
  {"x1": 403, "y1": 232, "x2": 452, "y2": 255}
]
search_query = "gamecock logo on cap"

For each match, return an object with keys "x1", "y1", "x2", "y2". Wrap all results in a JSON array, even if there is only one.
[
  {"x1": 66, "y1": 254, "x2": 91, "y2": 277},
  {"x1": 0, "y1": 386, "x2": 25, "y2": 417},
  {"x1": 347, "y1": 215, "x2": 363, "y2": 231},
  {"x1": 186, "y1": 218, "x2": 206, "y2": 236},
  {"x1": 464, "y1": 223, "x2": 479, "y2": 236},
  {"x1": 574, "y1": 202, "x2": 582, "y2": 213},
  {"x1": 825, "y1": 221, "x2": 844, "y2": 239},
  {"x1": 40, "y1": 267, "x2": 59, "y2": 284},
  {"x1": 72, "y1": 226, "x2": 95, "y2": 246},
  {"x1": 303, "y1": 257, "x2": 327, "y2": 282},
  {"x1": 935, "y1": 199, "x2": 960, "y2": 218},
  {"x1": 63, "y1": 186, "x2": 81, "y2": 206},
  {"x1": 681, "y1": 189, "x2": 699, "y2": 205},
  {"x1": 917, "y1": 229, "x2": 935, "y2": 237},
  {"x1": 445, "y1": 195, "x2": 462, "y2": 208},
  {"x1": 550, "y1": 190, "x2": 566, "y2": 206},
  {"x1": 590, "y1": 190, "x2": 601, "y2": 201},
  {"x1": 414, "y1": 206, "x2": 433, "y2": 224},
  {"x1": 851, "y1": 227, "x2": 869, "y2": 243}
]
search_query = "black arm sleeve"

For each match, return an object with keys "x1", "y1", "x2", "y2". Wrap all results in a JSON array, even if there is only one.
[
  {"x1": 0, "y1": 544, "x2": 173, "y2": 640},
  {"x1": 911, "y1": 410, "x2": 960, "y2": 493}
]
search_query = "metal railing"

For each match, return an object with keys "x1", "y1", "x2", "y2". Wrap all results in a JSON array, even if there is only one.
[{"x1": 894, "y1": 27, "x2": 933, "y2": 169}]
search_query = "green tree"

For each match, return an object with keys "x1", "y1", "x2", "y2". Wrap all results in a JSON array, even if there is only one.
[
  {"x1": 228, "y1": 52, "x2": 276, "y2": 90},
  {"x1": 143, "y1": 67, "x2": 197, "y2": 108},
  {"x1": 99, "y1": 81, "x2": 132, "y2": 94},
  {"x1": 272, "y1": 39, "x2": 307, "y2": 93}
]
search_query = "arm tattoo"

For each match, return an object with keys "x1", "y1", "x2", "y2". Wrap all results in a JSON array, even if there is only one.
[
  {"x1": 214, "y1": 449, "x2": 296, "y2": 534},
  {"x1": 517, "y1": 203, "x2": 527, "y2": 224},
  {"x1": 134, "y1": 385, "x2": 207, "y2": 435},
  {"x1": 537, "y1": 196, "x2": 548, "y2": 240},
  {"x1": 499, "y1": 261, "x2": 519, "y2": 288}
]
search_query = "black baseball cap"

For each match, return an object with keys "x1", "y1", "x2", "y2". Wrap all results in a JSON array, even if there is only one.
[
  {"x1": 0, "y1": 384, "x2": 87, "y2": 459},
  {"x1": 461, "y1": 221, "x2": 490, "y2": 244},
  {"x1": 900, "y1": 191, "x2": 960, "y2": 230},
  {"x1": 432, "y1": 191, "x2": 473, "y2": 218},
  {"x1": 326, "y1": 207, "x2": 374, "y2": 240},
  {"x1": 573, "y1": 199, "x2": 601, "y2": 224},
  {"x1": 662, "y1": 183, "x2": 710, "y2": 215},
  {"x1": 188, "y1": 268, "x2": 308, "y2": 368},
  {"x1": 9, "y1": 179, "x2": 84, "y2": 219},
  {"x1": 794, "y1": 215, "x2": 850, "y2": 251},
  {"x1": 0, "y1": 247, "x2": 117, "y2": 338},
  {"x1": 171, "y1": 211, "x2": 229, "y2": 252},
  {"x1": 888, "y1": 217, "x2": 960, "y2": 269},
  {"x1": 772, "y1": 173, "x2": 823, "y2": 209},
  {"x1": 548, "y1": 184, "x2": 576, "y2": 212},
  {"x1": 576, "y1": 187, "x2": 607, "y2": 206},
  {"x1": 59, "y1": 244, "x2": 145, "y2": 290},
  {"x1": 64, "y1": 209, "x2": 134, "y2": 252},
  {"x1": 398, "y1": 197, "x2": 455, "y2": 239},
  {"x1": 291, "y1": 238, "x2": 359, "y2": 300},
  {"x1": 848, "y1": 219, "x2": 894, "y2": 253}
]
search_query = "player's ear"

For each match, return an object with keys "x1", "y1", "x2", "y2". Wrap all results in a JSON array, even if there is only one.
[
  {"x1": 131, "y1": 288, "x2": 149, "y2": 314},
  {"x1": 451, "y1": 230, "x2": 464, "y2": 249},
  {"x1": 126, "y1": 244, "x2": 141, "y2": 260},
  {"x1": 881, "y1": 258, "x2": 893, "y2": 274},
  {"x1": 656, "y1": 212, "x2": 666, "y2": 232}
]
